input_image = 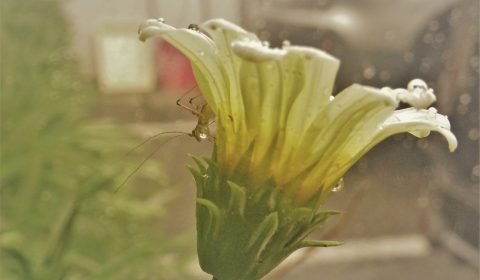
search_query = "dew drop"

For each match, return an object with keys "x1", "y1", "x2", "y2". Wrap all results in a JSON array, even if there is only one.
[
  {"x1": 472, "y1": 165, "x2": 480, "y2": 177},
  {"x1": 362, "y1": 65, "x2": 376, "y2": 79},
  {"x1": 379, "y1": 70, "x2": 391, "y2": 82},
  {"x1": 468, "y1": 128, "x2": 479, "y2": 140},
  {"x1": 423, "y1": 33, "x2": 434, "y2": 44},
  {"x1": 428, "y1": 20, "x2": 439, "y2": 31},
  {"x1": 199, "y1": 132, "x2": 208, "y2": 139},
  {"x1": 407, "y1": 79, "x2": 428, "y2": 91},
  {"x1": 416, "y1": 139, "x2": 430, "y2": 150},
  {"x1": 332, "y1": 178, "x2": 345, "y2": 192},
  {"x1": 459, "y1": 93, "x2": 472, "y2": 105}
]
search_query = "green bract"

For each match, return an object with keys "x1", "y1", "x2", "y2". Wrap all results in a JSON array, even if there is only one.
[{"x1": 139, "y1": 18, "x2": 457, "y2": 280}]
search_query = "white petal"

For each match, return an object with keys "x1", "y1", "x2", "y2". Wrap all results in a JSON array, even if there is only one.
[
  {"x1": 231, "y1": 39, "x2": 286, "y2": 61},
  {"x1": 138, "y1": 19, "x2": 226, "y2": 113},
  {"x1": 381, "y1": 107, "x2": 457, "y2": 151},
  {"x1": 280, "y1": 84, "x2": 398, "y2": 187}
]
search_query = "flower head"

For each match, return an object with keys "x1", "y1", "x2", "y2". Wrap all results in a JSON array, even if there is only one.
[
  {"x1": 139, "y1": 18, "x2": 456, "y2": 205},
  {"x1": 139, "y1": 18, "x2": 457, "y2": 280}
]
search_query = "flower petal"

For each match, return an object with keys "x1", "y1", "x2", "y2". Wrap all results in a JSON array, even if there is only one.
[
  {"x1": 324, "y1": 107, "x2": 457, "y2": 191},
  {"x1": 290, "y1": 84, "x2": 398, "y2": 201},
  {"x1": 379, "y1": 108, "x2": 457, "y2": 151},
  {"x1": 138, "y1": 19, "x2": 226, "y2": 113}
]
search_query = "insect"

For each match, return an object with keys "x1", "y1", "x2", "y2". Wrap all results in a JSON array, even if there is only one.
[
  {"x1": 176, "y1": 87, "x2": 214, "y2": 142},
  {"x1": 114, "y1": 86, "x2": 214, "y2": 192}
]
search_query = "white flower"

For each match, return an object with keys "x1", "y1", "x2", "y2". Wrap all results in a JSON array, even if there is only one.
[{"x1": 138, "y1": 18, "x2": 457, "y2": 204}]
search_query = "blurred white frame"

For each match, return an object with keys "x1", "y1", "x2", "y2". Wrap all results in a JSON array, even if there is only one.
[{"x1": 95, "y1": 23, "x2": 156, "y2": 94}]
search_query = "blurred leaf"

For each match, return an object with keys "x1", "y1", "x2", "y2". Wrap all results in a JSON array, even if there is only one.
[{"x1": 0, "y1": 0, "x2": 196, "y2": 279}]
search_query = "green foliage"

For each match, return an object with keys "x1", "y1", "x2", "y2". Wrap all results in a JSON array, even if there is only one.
[{"x1": 0, "y1": 0, "x2": 195, "y2": 279}]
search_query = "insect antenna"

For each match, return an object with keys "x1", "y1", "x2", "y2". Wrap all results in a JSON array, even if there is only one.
[
  {"x1": 115, "y1": 133, "x2": 186, "y2": 193},
  {"x1": 126, "y1": 131, "x2": 190, "y2": 156}
]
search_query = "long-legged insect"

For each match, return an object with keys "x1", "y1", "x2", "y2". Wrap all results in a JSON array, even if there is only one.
[
  {"x1": 115, "y1": 86, "x2": 214, "y2": 192},
  {"x1": 176, "y1": 86, "x2": 214, "y2": 142}
]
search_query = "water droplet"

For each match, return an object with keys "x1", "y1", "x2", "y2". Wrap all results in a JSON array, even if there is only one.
[
  {"x1": 468, "y1": 128, "x2": 479, "y2": 140},
  {"x1": 472, "y1": 165, "x2": 480, "y2": 177},
  {"x1": 157, "y1": 17, "x2": 165, "y2": 23},
  {"x1": 407, "y1": 79, "x2": 428, "y2": 91},
  {"x1": 379, "y1": 70, "x2": 391, "y2": 82},
  {"x1": 199, "y1": 132, "x2": 208, "y2": 139},
  {"x1": 460, "y1": 93, "x2": 472, "y2": 105},
  {"x1": 423, "y1": 33, "x2": 434, "y2": 44},
  {"x1": 470, "y1": 56, "x2": 479, "y2": 69},
  {"x1": 282, "y1": 40, "x2": 291, "y2": 48},
  {"x1": 448, "y1": 8, "x2": 462, "y2": 26},
  {"x1": 362, "y1": 65, "x2": 376, "y2": 79},
  {"x1": 417, "y1": 139, "x2": 429, "y2": 150},
  {"x1": 188, "y1": 23, "x2": 199, "y2": 31},
  {"x1": 417, "y1": 196, "x2": 429, "y2": 208},
  {"x1": 428, "y1": 20, "x2": 439, "y2": 31},
  {"x1": 434, "y1": 33, "x2": 446, "y2": 44},
  {"x1": 332, "y1": 178, "x2": 345, "y2": 192}
]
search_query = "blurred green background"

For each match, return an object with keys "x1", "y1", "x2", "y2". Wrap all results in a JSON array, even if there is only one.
[{"x1": 0, "y1": 1, "x2": 197, "y2": 279}]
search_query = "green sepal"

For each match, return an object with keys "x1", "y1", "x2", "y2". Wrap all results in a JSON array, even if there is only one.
[
  {"x1": 196, "y1": 198, "x2": 222, "y2": 238},
  {"x1": 187, "y1": 165, "x2": 205, "y2": 197},
  {"x1": 191, "y1": 156, "x2": 207, "y2": 174},
  {"x1": 194, "y1": 159, "x2": 340, "y2": 280},
  {"x1": 298, "y1": 240, "x2": 343, "y2": 248},
  {"x1": 227, "y1": 181, "x2": 247, "y2": 217},
  {"x1": 247, "y1": 212, "x2": 279, "y2": 259},
  {"x1": 311, "y1": 210, "x2": 342, "y2": 228}
]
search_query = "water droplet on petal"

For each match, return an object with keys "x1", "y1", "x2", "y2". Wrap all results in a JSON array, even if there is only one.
[
  {"x1": 332, "y1": 178, "x2": 345, "y2": 192},
  {"x1": 199, "y1": 132, "x2": 208, "y2": 139},
  {"x1": 407, "y1": 79, "x2": 428, "y2": 91}
]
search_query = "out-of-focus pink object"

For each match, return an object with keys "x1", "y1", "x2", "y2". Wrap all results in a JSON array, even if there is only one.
[{"x1": 156, "y1": 40, "x2": 197, "y2": 91}]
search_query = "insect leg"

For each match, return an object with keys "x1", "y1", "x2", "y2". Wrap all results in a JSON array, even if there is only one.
[{"x1": 176, "y1": 86, "x2": 200, "y2": 116}]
